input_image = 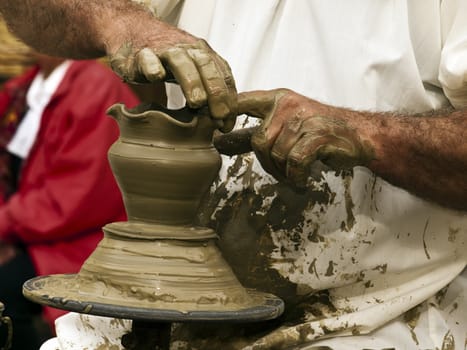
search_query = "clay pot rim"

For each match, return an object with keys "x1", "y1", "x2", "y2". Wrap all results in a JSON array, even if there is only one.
[{"x1": 107, "y1": 103, "x2": 203, "y2": 129}]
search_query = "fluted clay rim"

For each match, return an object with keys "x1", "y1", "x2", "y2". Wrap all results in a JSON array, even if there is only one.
[{"x1": 107, "y1": 103, "x2": 201, "y2": 129}]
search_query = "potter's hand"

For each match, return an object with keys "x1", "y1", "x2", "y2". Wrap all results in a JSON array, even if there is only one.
[
  {"x1": 222, "y1": 89, "x2": 375, "y2": 187},
  {"x1": 110, "y1": 37, "x2": 237, "y2": 132},
  {"x1": 0, "y1": 1, "x2": 237, "y2": 131}
]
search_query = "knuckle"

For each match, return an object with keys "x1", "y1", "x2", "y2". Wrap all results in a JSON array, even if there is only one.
[
  {"x1": 270, "y1": 148, "x2": 286, "y2": 164},
  {"x1": 288, "y1": 148, "x2": 306, "y2": 166}
]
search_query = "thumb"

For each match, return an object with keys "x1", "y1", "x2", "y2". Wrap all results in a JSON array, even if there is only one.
[
  {"x1": 237, "y1": 90, "x2": 279, "y2": 119},
  {"x1": 213, "y1": 126, "x2": 259, "y2": 156}
]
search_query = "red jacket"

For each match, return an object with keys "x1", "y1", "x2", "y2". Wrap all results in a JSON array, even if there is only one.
[{"x1": 0, "y1": 60, "x2": 139, "y2": 323}]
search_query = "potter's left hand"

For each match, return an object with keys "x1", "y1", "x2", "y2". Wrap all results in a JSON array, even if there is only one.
[
  {"x1": 0, "y1": 1, "x2": 238, "y2": 131},
  {"x1": 109, "y1": 37, "x2": 237, "y2": 132},
  {"x1": 225, "y1": 89, "x2": 375, "y2": 187}
]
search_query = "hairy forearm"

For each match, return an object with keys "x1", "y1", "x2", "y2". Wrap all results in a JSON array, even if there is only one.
[
  {"x1": 352, "y1": 108, "x2": 467, "y2": 211},
  {"x1": 0, "y1": 0, "x2": 180, "y2": 58},
  {"x1": 1, "y1": 1, "x2": 236, "y2": 122},
  {"x1": 235, "y1": 89, "x2": 467, "y2": 211}
]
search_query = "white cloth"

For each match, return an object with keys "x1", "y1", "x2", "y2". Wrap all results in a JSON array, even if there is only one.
[
  {"x1": 42, "y1": 268, "x2": 467, "y2": 350},
  {"x1": 40, "y1": 314, "x2": 131, "y2": 350},
  {"x1": 7, "y1": 60, "x2": 71, "y2": 159},
  {"x1": 46, "y1": 1, "x2": 467, "y2": 349}
]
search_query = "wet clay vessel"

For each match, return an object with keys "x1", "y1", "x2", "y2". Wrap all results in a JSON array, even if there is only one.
[{"x1": 23, "y1": 103, "x2": 283, "y2": 323}]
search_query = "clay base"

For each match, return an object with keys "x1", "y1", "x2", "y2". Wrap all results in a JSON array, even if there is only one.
[
  {"x1": 23, "y1": 275, "x2": 283, "y2": 322},
  {"x1": 23, "y1": 221, "x2": 284, "y2": 322}
]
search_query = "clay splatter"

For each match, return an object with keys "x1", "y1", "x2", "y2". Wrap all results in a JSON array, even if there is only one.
[
  {"x1": 422, "y1": 219, "x2": 431, "y2": 260},
  {"x1": 441, "y1": 331, "x2": 455, "y2": 350},
  {"x1": 403, "y1": 305, "x2": 421, "y2": 345}
]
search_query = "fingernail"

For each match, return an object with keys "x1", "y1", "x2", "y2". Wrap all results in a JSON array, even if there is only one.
[{"x1": 186, "y1": 87, "x2": 206, "y2": 109}]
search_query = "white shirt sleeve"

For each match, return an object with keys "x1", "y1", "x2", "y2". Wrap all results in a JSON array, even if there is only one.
[{"x1": 439, "y1": 0, "x2": 467, "y2": 108}]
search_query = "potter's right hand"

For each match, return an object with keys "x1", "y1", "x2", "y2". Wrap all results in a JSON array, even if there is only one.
[
  {"x1": 217, "y1": 89, "x2": 375, "y2": 188},
  {"x1": 109, "y1": 32, "x2": 237, "y2": 132}
]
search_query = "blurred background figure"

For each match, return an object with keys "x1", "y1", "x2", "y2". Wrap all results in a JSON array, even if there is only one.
[{"x1": 0, "y1": 18, "x2": 140, "y2": 349}]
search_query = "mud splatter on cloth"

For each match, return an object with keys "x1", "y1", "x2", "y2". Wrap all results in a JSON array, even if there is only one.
[{"x1": 180, "y1": 144, "x2": 467, "y2": 349}]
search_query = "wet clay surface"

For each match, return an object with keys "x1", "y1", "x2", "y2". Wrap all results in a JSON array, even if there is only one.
[
  {"x1": 23, "y1": 104, "x2": 283, "y2": 324},
  {"x1": 107, "y1": 103, "x2": 222, "y2": 224},
  {"x1": 78, "y1": 233, "x2": 258, "y2": 312}
]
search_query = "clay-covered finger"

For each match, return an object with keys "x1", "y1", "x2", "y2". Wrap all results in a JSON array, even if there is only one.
[
  {"x1": 218, "y1": 115, "x2": 236, "y2": 133},
  {"x1": 287, "y1": 133, "x2": 358, "y2": 186},
  {"x1": 251, "y1": 126, "x2": 284, "y2": 181},
  {"x1": 135, "y1": 48, "x2": 166, "y2": 82},
  {"x1": 160, "y1": 47, "x2": 207, "y2": 108},
  {"x1": 316, "y1": 139, "x2": 365, "y2": 169},
  {"x1": 286, "y1": 134, "x2": 329, "y2": 187},
  {"x1": 109, "y1": 43, "x2": 139, "y2": 82},
  {"x1": 212, "y1": 53, "x2": 238, "y2": 121},
  {"x1": 237, "y1": 91, "x2": 278, "y2": 119},
  {"x1": 188, "y1": 48, "x2": 236, "y2": 120},
  {"x1": 270, "y1": 116, "x2": 305, "y2": 172},
  {"x1": 213, "y1": 126, "x2": 258, "y2": 156},
  {"x1": 191, "y1": 41, "x2": 238, "y2": 120}
]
